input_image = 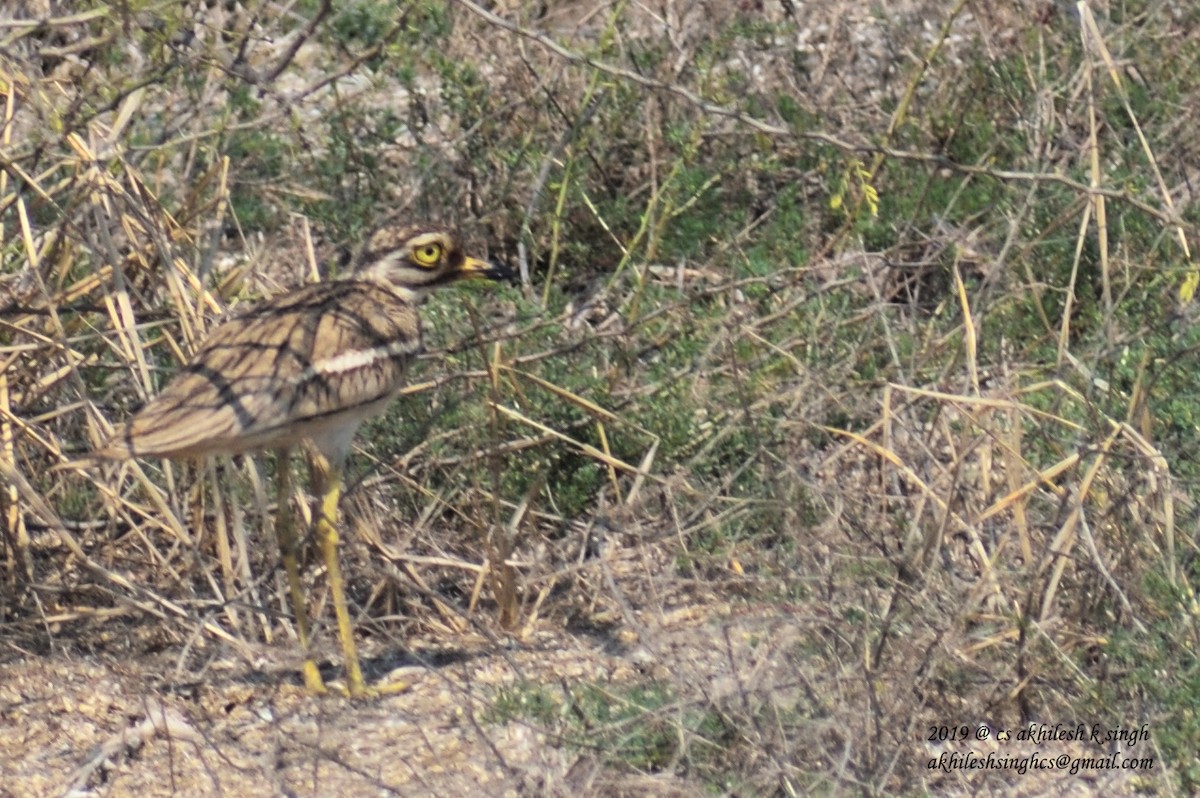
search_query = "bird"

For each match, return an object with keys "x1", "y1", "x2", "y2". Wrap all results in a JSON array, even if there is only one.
[{"x1": 93, "y1": 220, "x2": 511, "y2": 696}]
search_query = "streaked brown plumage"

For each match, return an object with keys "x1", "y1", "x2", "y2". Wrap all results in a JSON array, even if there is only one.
[
  {"x1": 96, "y1": 221, "x2": 509, "y2": 696},
  {"x1": 99, "y1": 223, "x2": 499, "y2": 462},
  {"x1": 97, "y1": 280, "x2": 422, "y2": 460}
]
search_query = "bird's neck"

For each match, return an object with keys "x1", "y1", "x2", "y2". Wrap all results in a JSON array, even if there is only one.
[{"x1": 350, "y1": 264, "x2": 426, "y2": 304}]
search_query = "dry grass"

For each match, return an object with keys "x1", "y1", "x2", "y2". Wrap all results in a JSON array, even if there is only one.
[{"x1": 2, "y1": 0, "x2": 1199, "y2": 795}]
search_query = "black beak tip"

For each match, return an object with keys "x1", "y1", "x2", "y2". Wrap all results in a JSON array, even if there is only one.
[{"x1": 485, "y1": 260, "x2": 518, "y2": 283}]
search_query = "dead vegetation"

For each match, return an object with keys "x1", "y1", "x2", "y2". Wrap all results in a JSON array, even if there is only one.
[{"x1": 1, "y1": 0, "x2": 1198, "y2": 795}]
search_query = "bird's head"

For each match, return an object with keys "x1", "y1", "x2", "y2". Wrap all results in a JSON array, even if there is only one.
[{"x1": 354, "y1": 222, "x2": 511, "y2": 300}]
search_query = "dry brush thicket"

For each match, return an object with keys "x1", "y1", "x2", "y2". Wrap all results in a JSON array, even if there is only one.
[{"x1": 0, "y1": 1, "x2": 1197, "y2": 795}]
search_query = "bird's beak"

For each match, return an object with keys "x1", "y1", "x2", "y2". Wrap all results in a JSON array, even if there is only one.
[{"x1": 459, "y1": 255, "x2": 515, "y2": 282}]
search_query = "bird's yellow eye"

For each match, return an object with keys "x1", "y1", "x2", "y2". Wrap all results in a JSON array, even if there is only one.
[{"x1": 413, "y1": 243, "x2": 442, "y2": 267}]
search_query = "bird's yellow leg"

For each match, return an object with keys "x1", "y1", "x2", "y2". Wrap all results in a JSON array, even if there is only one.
[
  {"x1": 313, "y1": 454, "x2": 366, "y2": 697},
  {"x1": 274, "y1": 448, "x2": 326, "y2": 694}
]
